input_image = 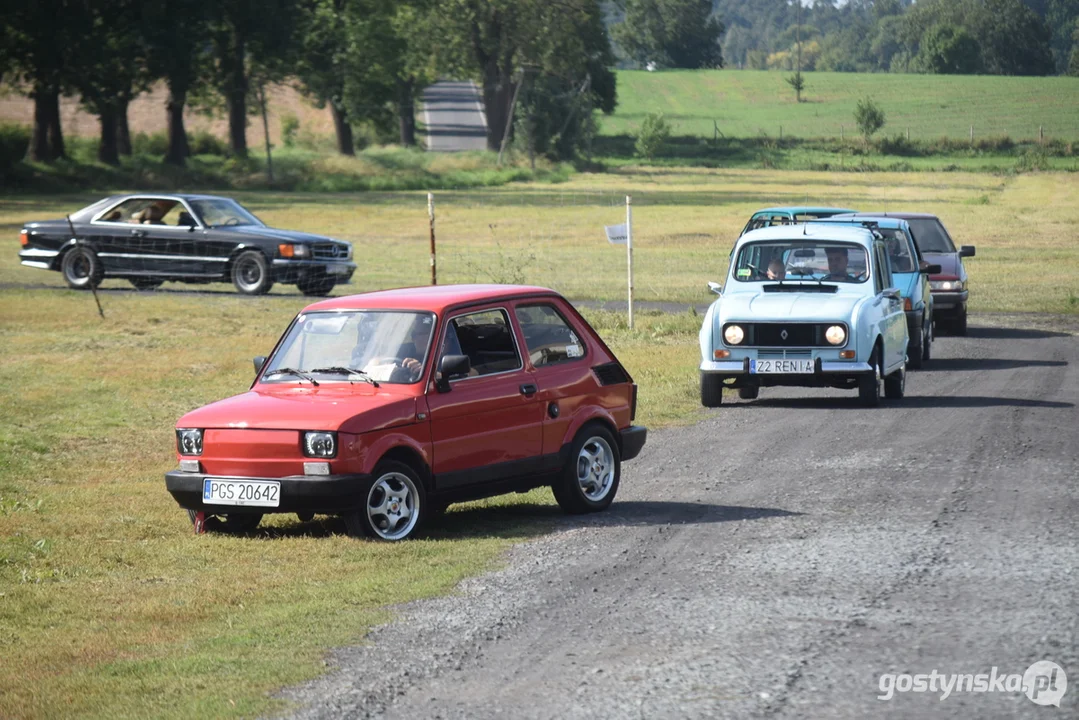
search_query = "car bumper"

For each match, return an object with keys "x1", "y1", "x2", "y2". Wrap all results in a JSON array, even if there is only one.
[
  {"x1": 931, "y1": 290, "x2": 968, "y2": 315},
  {"x1": 19, "y1": 247, "x2": 60, "y2": 270},
  {"x1": 619, "y1": 426, "x2": 647, "y2": 462},
  {"x1": 700, "y1": 358, "x2": 873, "y2": 387},
  {"x1": 165, "y1": 470, "x2": 369, "y2": 514},
  {"x1": 271, "y1": 259, "x2": 357, "y2": 284}
]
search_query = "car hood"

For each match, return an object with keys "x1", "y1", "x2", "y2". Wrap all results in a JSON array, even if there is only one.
[
  {"x1": 216, "y1": 225, "x2": 346, "y2": 245},
  {"x1": 922, "y1": 252, "x2": 961, "y2": 278},
  {"x1": 719, "y1": 289, "x2": 863, "y2": 321},
  {"x1": 177, "y1": 384, "x2": 419, "y2": 433}
]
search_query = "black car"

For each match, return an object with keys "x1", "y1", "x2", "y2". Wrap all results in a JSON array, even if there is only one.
[{"x1": 17, "y1": 194, "x2": 357, "y2": 296}]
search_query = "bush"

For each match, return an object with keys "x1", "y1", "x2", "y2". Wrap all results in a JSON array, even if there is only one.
[
  {"x1": 634, "y1": 112, "x2": 672, "y2": 160},
  {"x1": 131, "y1": 131, "x2": 169, "y2": 157},
  {"x1": 854, "y1": 97, "x2": 885, "y2": 143},
  {"x1": 188, "y1": 130, "x2": 228, "y2": 156},
  {"x1": 281, "y1": 114, "x2": 300, "y2": 148},
  {"x1": 0, "y1": 124, "x2": 30, "y2": 170}
]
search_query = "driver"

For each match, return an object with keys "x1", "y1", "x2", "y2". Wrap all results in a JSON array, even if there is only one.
[
  {"x1": 825, "y1": 247, "x2": 856, "y2": 282},
  {"x1": 766, "y1": 258, "x2": 786, "y2": 280},
  {"x1": 394, "y1": 318, "x2": 433, "y2": 381}
]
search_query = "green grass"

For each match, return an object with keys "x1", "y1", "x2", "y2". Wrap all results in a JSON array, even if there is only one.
[
  {"x1": 1, "y1": 167, "x2": 1076, "y2": 717},
  {"x1": 601, "y1": 70, "x2": 1079, "y2": 142}
]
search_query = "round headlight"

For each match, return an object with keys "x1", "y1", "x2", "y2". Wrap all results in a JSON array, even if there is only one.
[
  {"x1": 825, "y1": 325, "x2": 847, "y2": 345},
  {"x1": 304, "y1": 431, "x2": 337, "y2": 458},
  {"x1": 176, "y1": 428, "x2": 203, "y2": 456},
  {"x1": 724, "y1": 324, "x2": 745, "y2": 345}
]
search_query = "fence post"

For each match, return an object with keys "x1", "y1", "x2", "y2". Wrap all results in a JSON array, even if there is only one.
[
  {"x1": 840, "y1": 125, "x2": 844, "y2": 141},
  {"x1": 1039, "y1": 125, "x2": 1044, "y2": 143},
  {"x1": 626, "y1": 195, "x2": 634, "y2": 330},
  {"x1": 906, "y1": 127, "x2": 910, "y2": 142},
  {"x1": 970, "y1": 125, "x2": 974, "y2": 144},
  {"x1": 427, "y1": 192, "x2": 436, "y2": 286}
]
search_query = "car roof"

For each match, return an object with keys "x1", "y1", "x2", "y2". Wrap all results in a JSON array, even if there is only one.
[
  {"x1": 301, "y1": 284, "x2": 562, "y2": 314},
  {"x1": 848, "y1": 211, "x2": 939, "y2": 220},
  {"x1": 815, "y1": 215, "x2": 909, "y2": 230},
  {"x1": 752, "y1": 206, "x2": 857, "y2": 216},
  {"x1": 736, "y1": 223, "x2": 876, "y2": 248}
]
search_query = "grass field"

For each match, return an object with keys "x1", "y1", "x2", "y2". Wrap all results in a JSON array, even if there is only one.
[
  {"x1": 602, "y1": 70, "x2": 1079, "y2": 142},
  {"x1": 1, "y1": 167, "x2": 1077, "y2": 718}
]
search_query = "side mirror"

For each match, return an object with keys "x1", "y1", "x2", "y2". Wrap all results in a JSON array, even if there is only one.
[
  {"x1": 253, "y1": 356, "x2": 266, "y2": 375},
  {"x1": 882, "y1": 288, "x2": 901, "y2": 300},
  {"x1": 921, "y1": 263, "x2": 942, "y2": 275},
  {"x1": 187, "y1": 224, "x2": 197, "y2": 232},
  {"x1": 435, "y1": 354, "x2": 470, "y2": 392},
  {"x1": 707, "y1": 281, "x2": 722, "y2": 296},
  {"x1": 959, "y1": 245, "x2": 976, "y2": 258}
]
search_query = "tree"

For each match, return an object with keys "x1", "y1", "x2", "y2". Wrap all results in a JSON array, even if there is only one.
[
  {"x1": 916, "y1": 23, "x2": 983, "y2": 74},
  {"x1": 854, "y1": 96, "x2": 885, "y2": 143},
  {"x1": 614, "y1": 0, "x2": 724, "y2": 69},
  {"x1": 634, "y1": 112, "x2": 671, "y2": 160},
  {"x1": 785, "y1": 71, "x2": 805, "y2": 102},
  {"x1": 1070, "y1": 25, "x2": 1079, "y2": 77}
]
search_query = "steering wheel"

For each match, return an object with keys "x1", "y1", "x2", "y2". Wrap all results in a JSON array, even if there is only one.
[{"x1": 224, "y1": 217, "x2": 240, "y2": 226}]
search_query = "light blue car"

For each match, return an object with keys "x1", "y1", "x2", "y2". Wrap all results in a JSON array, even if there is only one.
[{"x1": 700, "y1": 224, "x2": 909, "y2": 407}]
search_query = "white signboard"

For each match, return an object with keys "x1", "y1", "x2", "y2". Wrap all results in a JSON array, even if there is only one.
[{"x1": 605, "y1": 223, "x2": 628, "y2": 245}]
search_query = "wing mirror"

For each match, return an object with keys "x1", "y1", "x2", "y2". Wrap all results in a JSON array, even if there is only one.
[
  {"x1": 253, "y1": 356, "x2": 266, "y2": 375},
  {"x1": 707, "y1": 281, "x2": 722, "y2": 296},
  {"x1": 435, "y1": 354, "x2": 471, "y2": 392},
  {"x1": 959, "y1": 245, "x2": 976, "y2": 258},
  {"x1": 882, "y1": 288, "x2": 901, "y2": 300}
]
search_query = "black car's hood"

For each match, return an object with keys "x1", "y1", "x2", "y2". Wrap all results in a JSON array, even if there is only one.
[
  {"x1": 215, "y1": 225, "x2": 346, "y2": 245},
  {"x1": 922, "y1": 252, "x2": 961, "y2": 278}
]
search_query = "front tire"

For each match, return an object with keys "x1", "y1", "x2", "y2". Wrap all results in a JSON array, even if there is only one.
[
  {"x1": 342, "y1": 460, "x2": 426, "y2": 541},
  {"x1": 738, "y1": 385, "x2": 759, "y2": 400},
  {"x1": 884, "y1": 365, "x2": 906, "y2": 399},
  {"x1": 297, "y1": 274, "x2": 336, "y2": 297},
  {"x1": 61, "y1": 246, "x2": 104, "y2": 290},
  {"x1": 922, "y1": 320, "x2": 932, "y2": 362},
  {"x1": 953, "y1": 309, "x2": 968, "y2": 336},
  {"x1": 858, "y1": 345, "x2": 882, "y2": 408},
  {"x1": 552, "y1": 424, "x2": 621, "y2": 514},
  {"x1": 701, "y1": 374, "x2": 724, "y2": 407},
  {"x1": 231, "y1": 251, "x2": 274, "y2": 295}
]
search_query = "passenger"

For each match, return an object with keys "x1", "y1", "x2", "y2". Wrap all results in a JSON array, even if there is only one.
[
  {"x1": 766, "y1": 258, "x2": 786, "y2": 280},
  {"x1": 825, "y1": 247, "x2": 856, "y2": 282}
]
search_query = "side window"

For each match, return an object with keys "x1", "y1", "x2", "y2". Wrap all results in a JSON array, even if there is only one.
[
  {"x1": 874, "y1": 243, "x2": 891, "y2": 293},
  {"x1": 515, "y1": 305, "x2": 586, "y2": 367},
  {"x1": 442, "y1": 308, "x2": 521, "y2": 377}
]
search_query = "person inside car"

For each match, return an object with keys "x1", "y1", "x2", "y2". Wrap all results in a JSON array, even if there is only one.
[
  {"x1": 825, "y1": 247, "x2": 857, "y2": 282},
  {"x1": 395, "y1": 320, "x2": 432, "y2": 379},
  {"x1": 766, "y1": 258, "x2": 786, "y2": 280}
]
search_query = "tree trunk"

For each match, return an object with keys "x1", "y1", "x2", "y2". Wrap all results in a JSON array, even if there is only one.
[
  {"x1": 27, "y1": 91, "x2": 52, "y2": 162},
  {"x1": 98, "y1": 106, "x2": 120, "y2": 165},
  {"x1": 165, "y1": 82, "x2": 190, "y2": 166},
  {"x1": 116, "y1": 97, "x2": 132, "y2": 156},
  {"x1": 329, "y1": 102, "x2": 354, "y2": 156},
  {"x1": 46, "y1": 91, "x2": 65, "y2": 160},
  {"x1": 223, "y1": 31, "x2": 248, "y2": 157},
  {"x1": 396, "y1": 77, "x2": 416, "y2": 147},
  {"x1": 482, "y1": 63, "x2": 514, "y2": 152}
]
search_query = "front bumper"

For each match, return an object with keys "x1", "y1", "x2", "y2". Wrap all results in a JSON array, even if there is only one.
[
  {"x1": 700, "y1": 357, "x2": 873, "y2": 388},
  {"x1": 931, "y1": 290, "x2": 968, "y2": 315},
  {"x1": 271, "y1": 259, "x2": 357, "y2": 284},
  {"x1": 619, "y1": 426, "x2": 647, "y2": 461},
  {"x1": 165, "y1": 470, "x2": 369, "y2": 514}
]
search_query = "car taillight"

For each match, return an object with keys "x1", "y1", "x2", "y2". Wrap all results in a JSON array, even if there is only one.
[{"x1": 19, "y1": 231, "x2": 29, "y2": 246}]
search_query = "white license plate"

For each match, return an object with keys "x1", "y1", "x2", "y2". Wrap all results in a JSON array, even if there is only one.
[
  {"x1": 327, "y1": 264, "x2": 352, "y2": 275},
  {"x1": 751, "y1": 358, "x2": 815, "y2": 374},
  {"x1": 203, "y1": 478, "x2": 281, "y2": 507}
]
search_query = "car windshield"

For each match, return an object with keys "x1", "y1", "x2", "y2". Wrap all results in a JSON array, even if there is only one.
[
  {"x1": 189, "y1": 198, "x2": 264, "y2": 228},
  {"x1": 733, "y1": 241, "x2": 869, "y2": 283},
  {"x1": 907, "y1": 218, "x2": 955, "y2": 253},
  {"x1": 263, "y1": 311, "x2": 436, "y2": 385}
]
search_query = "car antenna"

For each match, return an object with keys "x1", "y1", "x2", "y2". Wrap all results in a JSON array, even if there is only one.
[{"x1": 67, "y1": 214, "x2": 105, "y2": 319}]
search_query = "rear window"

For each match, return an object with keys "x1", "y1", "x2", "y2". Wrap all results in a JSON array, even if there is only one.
[{"x1": 908, "y1": 218, "x2": 955, "y2": 253}]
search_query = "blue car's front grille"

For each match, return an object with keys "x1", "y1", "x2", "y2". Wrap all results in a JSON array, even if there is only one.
[
  {"x1": 728, "y1": 323, "x2": 845, "y2": 348},
  {"x1": 757, "y1": 349, "x2": 813, "y2": 359}
]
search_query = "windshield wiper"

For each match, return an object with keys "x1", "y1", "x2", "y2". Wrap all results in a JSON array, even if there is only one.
[
  {"x1": 309, "y1": 367, "x2": 380, "y2": 387},
  {"x1": 263, "y1": 367, "x2": 320, "y2": 386}
]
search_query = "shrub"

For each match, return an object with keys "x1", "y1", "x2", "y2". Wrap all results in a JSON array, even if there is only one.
[
  {"x1": 0, "y1": 124, "x2": 30, "y2": 170},
  {"x1": 131, "y1": 131, "x2": 168, "y2": 157},
  {"x1": 281, "y1": 114, "x2": 300, "y2": 148},
  {"x1": 854, "y1": 97, "x2": 885, "y2": 143},
  {"x1": 188, "y1": 130, "x2": 228, "y2": 156},
  {"x1": 634, "y1": 112, "x2": 671, "y2": 160}
]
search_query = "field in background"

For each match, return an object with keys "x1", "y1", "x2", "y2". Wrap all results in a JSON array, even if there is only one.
[
  {"x1": 604, "y1": 70, "x2": 1079, "y2": 141},
  {"x1": 1, "y1": 167, "x2": 1076, "y2": 717}
]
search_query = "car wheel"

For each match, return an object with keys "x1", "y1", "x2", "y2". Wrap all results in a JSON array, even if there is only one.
[
  {"x1": 231, "y1": 250, "x2": 274, "y2": 295},
  {"x1": 552, "y1": 424, "x2": 621, "y2": 515},
  {"x1": 857, "y1": 345, "x2": 882, "y2": 408},
  {"x1": 297, "y1": 275, "x2": 336, "y2": 297},
  {"x1": 954, "y1": 310, "x2": 968, "y2": 336},
  {"x1": 61, "y1": 245, "x2": 104, "y2": 290},
  {"x1": 922, "y1": 321, "x2": 932, "y2": 362},
  {"x1": 129, "y1": 278, "x2": 163, "y2": 291},
  {"x1": 738, "y1": 385, "x2": 759, "y2": 400},
  {"x1": 908, "y1": 315, "x2": 928, "y2": 370},
  {"x1": 884, "y1": 365, "x2": 905, "y2": 400},
  {"x1": 343, "y1": 460, "x2": 426, "y2": 541},
  {"x1": 700, "y1": 374, "x2": 724, "y2": 407}
]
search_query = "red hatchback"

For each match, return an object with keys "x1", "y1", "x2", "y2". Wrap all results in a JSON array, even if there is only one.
[{"x1": 165, "y1": 285, "x2": 646, "y2": 541}]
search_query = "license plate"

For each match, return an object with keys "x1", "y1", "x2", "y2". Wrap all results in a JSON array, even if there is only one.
[
  {"x1": 751, "y1": 358, "x2": 814, "y2": 374},
  {"x1": 327, "y1": 264, "x2": 352, "y2": 275},
  {"x1": 203, "y1": 478, "x2": 281, "y2": 507}
]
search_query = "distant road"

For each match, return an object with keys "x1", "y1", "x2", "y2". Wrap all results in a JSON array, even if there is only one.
[{"x1": 420, "y1": 80, "x2": 489, "y2": 152}]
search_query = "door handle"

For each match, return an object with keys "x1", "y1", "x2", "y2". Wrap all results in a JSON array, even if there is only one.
[{"x1": 519, "y1": 383, "x2": 538, "y2": 396}]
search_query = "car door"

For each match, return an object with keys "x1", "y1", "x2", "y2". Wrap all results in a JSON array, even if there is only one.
[
  {"x1": 873, "y1": 241, "x2": 906, "y2": 370},
  {"x1": 424, "y1": 306, "x2": 544, "y2": 490}
]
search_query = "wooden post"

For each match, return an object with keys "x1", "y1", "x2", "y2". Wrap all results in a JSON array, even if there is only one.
[
  {"x1": 970, "y1": 125, "x2": 974, "y2": 144},
  {"x1": 906, "y1": 127, "x2": 910, "y2": 141},
  {"x1": 779, "y1": 125, "x2": 783, "y2": 140},
  {"x1": 1039, "y1": 125, "x2": 1044, "y2": 143},
  {"x1": 626, "y1": 195, "x2": 634, "y2": 330},
  {"x1": 427, "y1": 193, "x2": 436, "y2": 285},
  {"x1": 258, "y1": 82, "x2": 273, "y2": 184},
  {"x1": 840, "y1": 125, "x2": 844, "y2": 141}
]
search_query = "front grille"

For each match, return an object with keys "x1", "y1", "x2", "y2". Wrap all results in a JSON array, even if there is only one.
[
  {"x1": 757, "y1": 349, "x2": 813, "y2": 359},
  {"x1": 312, "y1": 242, "x2": 348, "y2": 260},
  {"x1": 726, "y1": 323, "x2": 846, "y2": 348},
  {"x1": 593, "y1": 362, "x2": 630, "y2": 386}
]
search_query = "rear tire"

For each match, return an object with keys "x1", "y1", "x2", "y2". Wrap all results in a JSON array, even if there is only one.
[
  {"x1": 858, "y1": 345, "x2": 882, "y2": 408},
  {"x1": 61, "y1": 246, "x2": 104, "y2": 290},
  {"x1": 737, "y1": 385, "x2": 759, "y2": 400},
  {"x1": 552, "y1": 424, "x2": 620, "y2": 515},
  {"x1": 129, "y1": 278, "x2": 163, "y2": 291},
  {"x1": 231, "y1": 250, "x2": 274, "y2": 295},
  {"x1": 701, "y1": 374, "x2": 724, "y2": 407},
  {"x1": 297, "y1": 275, "x2": 336, "y2": 297}
]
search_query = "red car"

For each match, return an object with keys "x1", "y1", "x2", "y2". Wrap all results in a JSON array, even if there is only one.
[{"x1": 165, "y1": 285, "x2": 646, "y2": 541}]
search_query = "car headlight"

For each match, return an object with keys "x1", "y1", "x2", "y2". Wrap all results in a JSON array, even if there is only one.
[
  {"x1": 723, "y1": 324, "x2": 745, "y2": 345},
  {"x1": 344, "y1": 243, "x2": 353, "y2": 260},
  {"x1": 304, "y1": 431, "x2": 337, "y2": 458},
  {"x1": 930, "y1": 280, "x2": 964, "y2": 291},
  {"x1": 825, "y1": 325, "x2": 847, "y2": 345},
  {"x1": 176, "y1": 428, "x2": 203, "y2": 456}
]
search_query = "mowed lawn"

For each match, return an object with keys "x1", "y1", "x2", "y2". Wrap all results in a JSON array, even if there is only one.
[
  {"x1": 1, "y1": 168, "x2": 1076, "y2": 718},
  {"x1": 603, "y1": 70, "x2": 1079, "y2": 141}
]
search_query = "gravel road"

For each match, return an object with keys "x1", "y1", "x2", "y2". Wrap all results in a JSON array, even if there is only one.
[{"x1": 281, "y1": 316, "x2": 1078, "y2": 719}]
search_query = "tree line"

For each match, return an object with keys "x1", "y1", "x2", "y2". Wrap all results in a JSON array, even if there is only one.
[{"x1": 0, "y1": 0, "x2": 617, "y2": 166}]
